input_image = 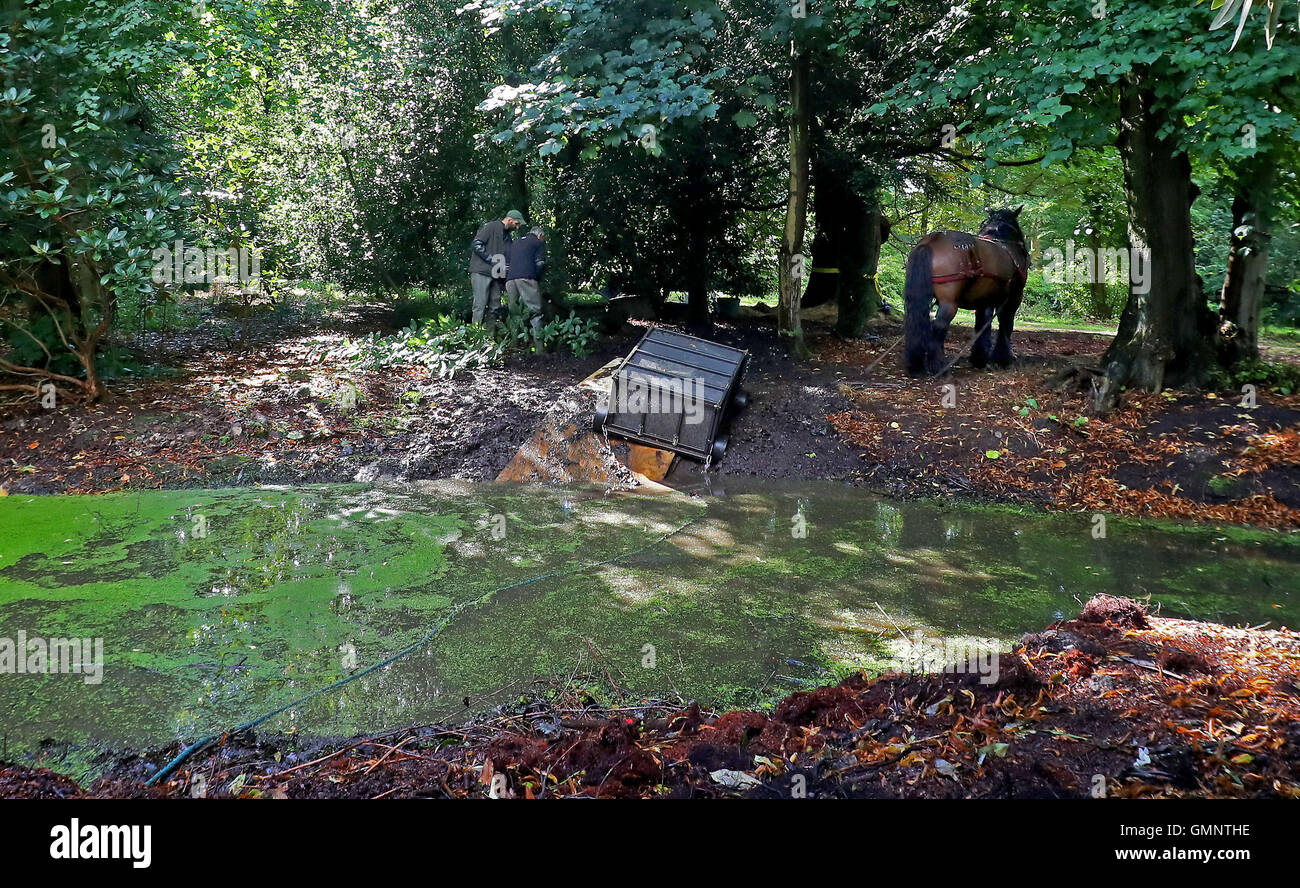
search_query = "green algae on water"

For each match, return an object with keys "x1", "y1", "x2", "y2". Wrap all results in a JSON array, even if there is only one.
[{"x1": 1, "y1": 480, "x2": 1296, "y2": 777}]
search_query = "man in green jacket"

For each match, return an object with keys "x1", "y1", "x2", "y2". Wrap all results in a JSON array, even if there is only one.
[{"x1": 469, "y1": 210, "x2": 525, "y2": 326}]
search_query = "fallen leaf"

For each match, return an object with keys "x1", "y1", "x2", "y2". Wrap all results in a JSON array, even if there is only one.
[{"x1": 709, "y1": 769, "x2": 761, "y2": 790}]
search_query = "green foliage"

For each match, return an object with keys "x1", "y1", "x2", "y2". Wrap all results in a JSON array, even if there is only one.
[
  {"x1": 0, "y1": 0, "x2": 192, "y2": 392},
  {"x1": 7, "y1": 0, "x2": 1300, "y2": 393},
  {"x1": 159, "y1": 1, "x2": 520, "y2": 296},
  {"x1": 1019, "y1": 271, "x2": 1127, "y2": 322},
  {"x1": 541, "y1": 311, "x2": 601, "y2": 356},
  {"x1": 463, "y1": 0, "x2": 729, "y2": 155},
  {"x1": 873, "y1": 1, "x2": 1300, "y2": 167},
  {"x1": 393, "y1": 289, "x2": 473, "y2": 329},
  {"x1": 1205, "y1": 0, "x2": 1297, "y2": 50},
  {"x1": 1, "y1": 311, "x2": 80, "y2": 376},
  {"x1": 1216, "y1": 358, "x2": 1300, "y2": 394},
  {"x1": 334, "y1": 317, "x2": 507, "y2": 379}
]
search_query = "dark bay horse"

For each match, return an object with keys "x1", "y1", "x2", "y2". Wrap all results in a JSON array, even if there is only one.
[{"x1": 903, "y1": 207, "x2": 1030, "y2": 375}]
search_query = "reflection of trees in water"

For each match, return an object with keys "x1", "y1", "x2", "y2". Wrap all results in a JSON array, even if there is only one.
[
  {"x1": 896, "y1": 504, "x2": 945, "y2": 550},
  {"x1": 873, "y1": 501, "x2": 905, "y2": 545},
  {"x1": 15, "y1": 484, "x2": 1300, "y2": 757}
]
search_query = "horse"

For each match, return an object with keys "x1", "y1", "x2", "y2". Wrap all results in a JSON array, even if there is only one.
[{"x1": 902, "y1": 207, "x2": 1030, "y2": 376}]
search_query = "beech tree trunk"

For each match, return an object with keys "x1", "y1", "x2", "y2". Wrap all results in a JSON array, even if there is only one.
[
  {"x1": 1096, "y1": 71, "x2": 1217, "y2": 409},
  {"x1": 1218, "y1": 167, "x2": 1274, "y2": 367},
  {"x1": 803, "y1": 149, "x2": 884, "y2": 337},
  {"x1": 802, "y1": 156, "x2": 842, "y2": 310},
  {"x1": 834, "y1": 188, "x2": 883, "y2": 338},
  {"x1": 778, "y1": 46, "x2": 811, "y2": 359}
]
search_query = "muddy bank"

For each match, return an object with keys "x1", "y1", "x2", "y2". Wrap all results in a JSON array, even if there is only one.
[
  {"x1": 5, "y1": 595, "x2": 1296, "y2": 799},
  {"x1": 0, "y1": 307, "x2": 863, "y2": 495},
  {"x1": 3, "y1": 306, "x2": 1299, "y2": 528}
]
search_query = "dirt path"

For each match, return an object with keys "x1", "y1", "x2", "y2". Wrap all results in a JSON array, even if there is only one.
[
  {"x1": 0, "y1": 307, "x2": 635, "y2": 494},
  {"x1": 818, "y1": 319, "x2": 1300, "y2": 528}
]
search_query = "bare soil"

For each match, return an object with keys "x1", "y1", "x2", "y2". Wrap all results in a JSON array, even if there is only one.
[{"x1": 3, "y1": 305, "x2": 1298, "y2": 528}]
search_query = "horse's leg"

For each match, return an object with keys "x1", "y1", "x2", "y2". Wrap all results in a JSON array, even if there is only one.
[
  {"x1": 930, "y1": 300, "x2": 958, "y2": 373},
  {"x1": 992, "y1": 295, "x2": 1020, "y2": 368},
  {"x1": 969, "y1": 307, "x2": 994, "y2": 369}
]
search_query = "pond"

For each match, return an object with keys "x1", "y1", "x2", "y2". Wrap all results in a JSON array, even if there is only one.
[{"x1": 1, "y1": 481, "x2": 1296, "y2": 776}]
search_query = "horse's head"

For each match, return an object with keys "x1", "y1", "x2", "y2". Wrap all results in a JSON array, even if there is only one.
[{"x1": 978, "y1": 206, "x2": 1026, "y2": 248}]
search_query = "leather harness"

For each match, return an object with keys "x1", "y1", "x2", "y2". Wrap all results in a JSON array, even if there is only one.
[{"x1": 931, "y1": 234, "x2": 1029, "y2": 285}]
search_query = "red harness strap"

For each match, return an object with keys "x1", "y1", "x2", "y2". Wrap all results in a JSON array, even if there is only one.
[{"x1": 931, "y1": 268, "x2": 984, "y2": 284}]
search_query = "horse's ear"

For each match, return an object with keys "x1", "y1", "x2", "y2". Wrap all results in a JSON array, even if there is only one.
[{"x1": 1013, "y1": 205, "x2": 1025, "y2": 217}]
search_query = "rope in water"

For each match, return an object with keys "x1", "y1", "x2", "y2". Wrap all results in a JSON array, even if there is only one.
[{"x1": 145, "y1": 508, "x2": 706, "y2": 787}]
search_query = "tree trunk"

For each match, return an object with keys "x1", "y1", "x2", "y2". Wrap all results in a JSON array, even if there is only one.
[
  {"x1": 685, "y1": 208, "x2": 711, "y2": 326},
  {"x1": 682, "y1": 152, "x2": 712, "y2": 326},
  {"x1": 835, "y1": 189, "x2": 884, "y2": 338},
  {"x1": 803, "y1": 147, "x2": 884, "y2": 335},
  {"x1": 1218, "y1": 168, "x2": 1274, "y2": 366},
  {"x1": 1087, "y1": 218, "x2": 1111, "y2": 321},
  {"x1": 547, "y1": 139, "x2": 583, "y2": 302},
  {"x1": 778, "y1": 46, "x2": 811, "y2": 359},
  {"x1": 69, "y1": 254, "x2": 108, "y2": 402},
  {"x1": 802, "y1": 162, "x2": 841, "y2": 310},
  {"x1": 510, "y1": 160, "x2": 530, "y2": 222},
  {"x1": 1096, "y1": 71, "x2": 1217, "y2": 410}
]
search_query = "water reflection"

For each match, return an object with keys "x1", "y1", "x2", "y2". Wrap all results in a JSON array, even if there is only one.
[{"x1": 0, "y1": 480, "x2": 1295, "y2": 775}]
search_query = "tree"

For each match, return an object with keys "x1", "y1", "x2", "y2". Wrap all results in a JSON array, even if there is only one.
[
  {"x1": 1214, "y1": 139, "x2": 1300, "y2": 364},
  {"x1": 878, "y1": 0, "x2": 1300, "y2": 404},
  {"x1": 777, "y1": 41, "x2": 811, "y2": 356},
  {"x1": 803, "y1": 0, "x2": 972, "y2": 338},
  {"x1": 1207, "y1": 0, "x2": 1298, "y2": 49},
  {"x1": 1, "y1": 0, "x2": 188, "y2": 401},
  {"x1": 466, "y1": 0, "x2": 785, "y2": 322}
]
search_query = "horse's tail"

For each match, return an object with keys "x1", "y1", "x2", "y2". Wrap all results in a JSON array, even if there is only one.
[{"x1": 903, "y1": 243, "x2": 934, "y2": 375}]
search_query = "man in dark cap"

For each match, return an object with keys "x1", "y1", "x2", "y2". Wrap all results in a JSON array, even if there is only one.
[
  {"x1": 469, "y1": 210, "x2": 525, "y2": 327},
  {"x1": 506, "y1": 226, "x2": 548, "y2": 352}
]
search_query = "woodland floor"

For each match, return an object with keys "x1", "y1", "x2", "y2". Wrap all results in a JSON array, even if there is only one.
[
  {"x1": 1, "y1": 302, "x2": 1299, "y2": 528},
  {"x1": 5, "y1": 594, "x2": 1298, "y2": 799}
]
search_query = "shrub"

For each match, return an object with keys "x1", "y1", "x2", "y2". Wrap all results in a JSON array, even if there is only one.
[
  {"x1": 541, "y1": 312, "x2": 602, "y2": 357},
  {"x1": 1217, "y1": 359, "x2": 1300, "y2": 396},
  {"x1": 334, "y1": 316, "x2": 506, "y2": 378}
]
